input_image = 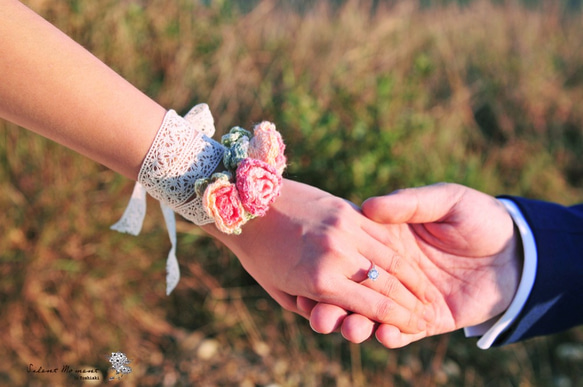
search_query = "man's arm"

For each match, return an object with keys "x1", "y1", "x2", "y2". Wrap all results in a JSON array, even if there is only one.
[
  {"x1": 492, "y1": 197, "x2": 583, "y2": 345},
  {"x1": 309, "y1": 184, "x2": 583, "y2": 348}
]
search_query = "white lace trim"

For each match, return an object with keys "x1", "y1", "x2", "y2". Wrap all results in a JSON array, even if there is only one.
[
  {"x1": 111, "y1": 104, "x2": 224, "y2": 295},
  {"x1": 137, "y1": 108, "x2": 224, "y2": 222},
  {"x1": 161, "y1": 202, "x2": 180, "y2": 296}
]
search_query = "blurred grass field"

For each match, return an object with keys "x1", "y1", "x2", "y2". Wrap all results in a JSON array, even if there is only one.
[{"x1": 1, "y1": 0, "x2": 583, "y2": 385}]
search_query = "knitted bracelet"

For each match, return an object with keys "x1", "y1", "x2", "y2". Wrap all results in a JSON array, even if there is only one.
[
  {"x1": 195, "y1": 122, "x2": 286, "y2": 234},
  {"x1": 111, "y1": 104, "x2": 286, "y2": 294}
]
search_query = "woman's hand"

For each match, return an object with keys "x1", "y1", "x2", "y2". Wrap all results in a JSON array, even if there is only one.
[
  {"x1": 203, "y1": 179, "x2": 434, "y2": 334},
  {"x1": 307, "y1": 183, "x2": 523, "y2": 348}
]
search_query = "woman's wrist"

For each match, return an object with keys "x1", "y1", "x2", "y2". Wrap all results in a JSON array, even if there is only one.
[
  {"x1": 201, "y1": 178, "x2": 293, "y2": 241},
  {"x1": 114, "y1": 105, "x2": 288, "y2": 293}
]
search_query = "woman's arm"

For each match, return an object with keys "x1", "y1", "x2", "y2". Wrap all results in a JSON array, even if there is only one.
[{"x1": 0, "y1": 0, "x2": 163, "y2": 179}]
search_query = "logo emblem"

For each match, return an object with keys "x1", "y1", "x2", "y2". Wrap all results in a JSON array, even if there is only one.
[{"x1": 106, "y1": 352, "x2": 132, "y2": 381}]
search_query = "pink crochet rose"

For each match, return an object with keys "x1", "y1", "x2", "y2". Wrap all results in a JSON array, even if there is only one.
[
  {"x1": 248, "y1": 121, "x2": 287, "y2": 175},
  {"x1": 236, "y1": 158, "x2": 282, "y2": 217},
  {"x1": 203, "y1": 177, "x2": 247, "y2": 234}
]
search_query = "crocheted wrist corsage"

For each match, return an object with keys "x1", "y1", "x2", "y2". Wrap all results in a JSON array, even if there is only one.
[
  {"x1": 111, "y1": 104, "x2": 286, "y2": 295},
  {"x1": 196, "y1": 122, "x2": 286, "y2": 234}
]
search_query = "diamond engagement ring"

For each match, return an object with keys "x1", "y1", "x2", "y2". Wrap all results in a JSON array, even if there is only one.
[{"x1": 367, "y1": 264, "x2": 379, "y2": 281}]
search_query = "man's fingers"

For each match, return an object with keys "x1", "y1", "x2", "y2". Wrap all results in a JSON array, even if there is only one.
[
  {"x1": 340, "y1": 313, "x2": 377, "y2": 343},
  {"x1": 311, "y1": 307, "x2": 428, "y2": 349},
  {"x1": 297, "y1": 296, "x2": 317, "y2": 316},
  {"x1": 309, "y1": 303, "x2": 349, "y2": 334},
  {"x1": 266, "y1": 287, "x2": 310, "y2": 319},
  {"x1": 375, "y1": 323, "x2": 427, "y2": 349}
]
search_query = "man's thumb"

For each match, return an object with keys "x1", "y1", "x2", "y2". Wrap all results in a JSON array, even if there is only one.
[{"x1": 362, "y1": 183, "x2": 460, "y2": 224}]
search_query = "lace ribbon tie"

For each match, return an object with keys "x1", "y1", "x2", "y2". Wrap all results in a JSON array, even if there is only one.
[{"x1": 111, "y1": 104, "x2": 223, "y2": 295}]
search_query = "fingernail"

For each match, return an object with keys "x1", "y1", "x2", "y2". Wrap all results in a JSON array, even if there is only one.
[{"x1": 309, "y1": 320, "x2": 319, "y2": 333}]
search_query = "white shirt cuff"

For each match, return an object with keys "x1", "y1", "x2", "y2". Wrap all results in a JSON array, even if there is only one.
[{"x1": 463, "y1": 198, "x2": 538, "y2": 349}]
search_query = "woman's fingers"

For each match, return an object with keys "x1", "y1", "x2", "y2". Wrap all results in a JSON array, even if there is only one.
[
  {"x1": 358, "y1": 262, "x2": 433, "y2": 326},
  {"x1": 358, "y1": 219, "x2": 436, "y2": 305},
  {"x1": 324, "y1": 278, "x2": 427, "y2": 334},
  {"x1": 308, "y1": 264, "x2": 430, "y2": 336},
  {"x1": 301, "y1": 237, "x2": 430, "y2": 334}
]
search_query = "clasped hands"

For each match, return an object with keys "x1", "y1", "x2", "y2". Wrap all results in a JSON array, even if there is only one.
[{"x1": 204, "y1": 180, "x2": 522, "y2": 348}]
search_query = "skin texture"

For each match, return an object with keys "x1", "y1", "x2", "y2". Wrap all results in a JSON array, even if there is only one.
[
  {"x1": 306, "y1": 183, "x2": 523, "y2": 348},
  {"x1": 0, "y1": 1, "x2": 429, "y2": 335}
]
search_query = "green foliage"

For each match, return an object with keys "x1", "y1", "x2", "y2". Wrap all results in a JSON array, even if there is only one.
[{"x1": 1, "y1": 0, "x2": 582, "y2": 385}]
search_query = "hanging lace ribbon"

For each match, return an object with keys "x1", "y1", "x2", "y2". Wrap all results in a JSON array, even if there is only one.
[{"x1": 111, "y1": 104, "x2": 224, "y2": 295}]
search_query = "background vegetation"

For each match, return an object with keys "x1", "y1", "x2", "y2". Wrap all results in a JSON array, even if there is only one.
[{"x1": 1, "y1": 0, "x2": 582, "y2": 385}]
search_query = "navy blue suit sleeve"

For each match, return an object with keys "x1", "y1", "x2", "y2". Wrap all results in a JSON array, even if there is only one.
[{"x1": 493, "y1": 196, "x2": 583, "y2": 346}]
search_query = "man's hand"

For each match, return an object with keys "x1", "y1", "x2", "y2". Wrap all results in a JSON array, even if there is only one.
[{"x1": 307, "y1": 183, "x2": 523, "y2": 348}]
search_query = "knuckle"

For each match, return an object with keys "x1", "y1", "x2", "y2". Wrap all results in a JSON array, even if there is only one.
[
  {"x1": 309, "y1": 273, "x2": 335, "y2": 296},
  {"x1": 373, "y1": 299, "x2": 396, "y2": 322},
  {"x1": 300, "y1": 259, "x2": 337, "y2": 297},
  {"x1": 380, "y1": 276, "x2": 399, "y2": 298},
  {"x1": 318, "y1": 231, "x2": 341, "y2": 254},
  {"x1": 386, "y1": 254, "x2": 403, "y2": 276},
  {"x1": 304, "y1": 226, "x2": 341, "y2": 256},
  {"x1": 407, "y1": 311, "x2": 420, "y2": 333},
  {"x1": 322, "y1": 198, "x2": 357, "y2": 228}
]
